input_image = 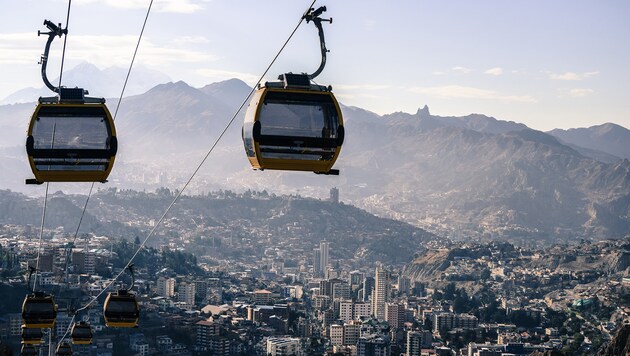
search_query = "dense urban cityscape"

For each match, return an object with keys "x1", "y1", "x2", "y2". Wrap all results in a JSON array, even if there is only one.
[{"x1": 1, "y1": 188, "x2": 629, "y2": 355}]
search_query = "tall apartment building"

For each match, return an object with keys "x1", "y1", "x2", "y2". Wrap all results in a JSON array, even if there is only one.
[
  {"x1": 340, "y1": 300, "x2": 371, "y2": 322},
  {"x1": 385, "y1": 302, "x2": 406, "y2": 329},
  {"x1": 333, "y1": 281, "x2": 351, "y2": 300},
  {"x1": 157, "y1": 277, "x2": 176, "y2": 298},
  {"x1": 266, "y1": 337, "x2": 303, "y2": 356},
  {"x1": 340, "y1": 301, "x2": 354, "y2": 323},
  {"x1": 344, "y1": 322, "x2": 361, "y2": 346},
  {"x1": 432, "y1": 312, "x2": 479, "y2": 333},
  {"x1": 320, "y1": 240, "x2": 330, "y2": 274},
  {"x1": 406, "y1": 330, "x2": 432, "y2": 356},
  {"x1": 313, "y1": 248, "x2": 321, "y2": 275},
  {"x1": 330, "y1": 324, "x2": 344, "y2": 345},
  {"x1": 196, "y1": 320, "x2": 220, "y2": 350},
  {"x1": 362, "y1": 276, "x2": 375, "y2": 302},
  {"x1": 372, "y1": 266, "x2": 391, "y2": 320},
  {"x1": 178, "y1": 281, "x2": 196, "y2": 308},
  {"x1": 357, "y1": 334, "x2": 391, "y2": 356}
]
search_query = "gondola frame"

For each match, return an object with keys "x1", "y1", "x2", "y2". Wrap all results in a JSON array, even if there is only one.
[
  {"x1": 71, "y1": 321, "x2": 93, "y2": 345},
  {"x1": 22, "y1": 293, "x2": 57, "y2": 329},
  {"x1": 243, "y1": 86, "x2": 344, "y2": 173},
  {"x1": 26, "y1": 101, "x2": 117, "y2": 183},
  {"x1": 103, "y1": 290, "x2": 140, "y2": 328},
  {"x1": 21, "y1": 325, "x2": 43, "y2": 345}
]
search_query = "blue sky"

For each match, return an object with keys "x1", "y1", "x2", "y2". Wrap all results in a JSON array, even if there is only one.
[{"x1": 1, "y1": 0, "x2": 629, "y2": 130}]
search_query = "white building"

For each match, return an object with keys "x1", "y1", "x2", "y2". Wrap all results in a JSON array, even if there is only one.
[
  {"x1": 157, "y1": 277, "x2": 176, "y2": 298},
  {"x1": 266, "y1": 337, "x2": 303, "y2": 356}
]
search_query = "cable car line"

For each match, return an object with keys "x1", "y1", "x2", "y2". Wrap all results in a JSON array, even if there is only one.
[
  {"x1": 47, "y1": 0, "x2": 323, "y2": 348},
  {"x1": 113, "y1": 0, "x2": 154, "y2": 121},
  {"x1": 57, "y1": 0, "x2": 72, "y2": 91},
  {"x1": 57, "y1": 0, "x2": 154, "y2": 292},
  {"x1": 63, "y1": 0, "x2": 319, "y2": 324},
  {"x1": 23, "y1": 3, "x2": 72, "y2": 351},
  {"x1": 53, "y1": 0, "x2": 156, "y2": 348},
  {"x1": 32, "y1": 182, "x2": 50, "y2": 293}
]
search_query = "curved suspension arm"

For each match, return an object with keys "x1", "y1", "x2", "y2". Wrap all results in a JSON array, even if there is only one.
[
  {"x1": 27, "y1": 266, "x2": 36, "y2": 293},
  {"x1": 126, "y1": 264, "x2": 136, "y2": 291},
  {"x1": 303, "y1": 6, "x2": 332, "y2": 80},
  {"x1": 38, "y1": 20, "x2": 67, "y2": 94}
]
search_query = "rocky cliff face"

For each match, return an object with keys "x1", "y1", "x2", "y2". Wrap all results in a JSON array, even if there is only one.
[{"x1": 599, "y1": 324, "x2": 630, "y2": 356}]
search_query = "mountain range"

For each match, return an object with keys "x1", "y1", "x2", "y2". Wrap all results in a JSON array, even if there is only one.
[
  {"x1": 1, "y1": 63, "x2": 629, "y2": 242},
  {"x1": 0, "y1": 62, "x2": 171, "y2": 105}
]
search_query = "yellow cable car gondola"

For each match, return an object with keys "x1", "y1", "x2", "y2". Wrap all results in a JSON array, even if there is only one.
[
  {"x1": 25, "y1": 20, "x2": 117, "y2": 185},
  {"x1": 71, "y1": 321, "x2": 93, "y2": 345},
  {"x1": 21, "y1": 344, "x2": 40, "y2": 356},
  {"x1": 21, "y1": 326, "x2": 43, "y2": 345},
  {"x1": 103, "y1": 265, "x2": 139, "y2": 328},
  {"x1": 22, "y1": 292, "x2": 57, "y2": 329},
  {"x1": 56, "y1": 341, "x2": 73, "y2": 356},
  {"x1": 103, "y1": 289, "x2": 139, "y2": 328},
  {"x1": 242, "y1": 6, "x2": 344, "y2": 175}
]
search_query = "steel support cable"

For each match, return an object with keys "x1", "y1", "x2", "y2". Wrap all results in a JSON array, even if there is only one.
[
  {"x1": 57, "y1": 0, "x2": 152, "y2": 304},
  {"x1": 72, "y1": 0, "x2": 318, "y2": 316},
  {"x1": 34, "y1": 0, "x2": 71, "y2": 293},
  {"x1": 57, "y1": 0, "x2": 72, "y2": 90},
  {"x1": 58, "y1": 0, "x2": 154, "y2": 293},
  {"x1": 56, "y1": 0, "x2": 155, "y2": 344},
  {"x1": 32, "y1": 182, "x2": 50, "y2": 292}
]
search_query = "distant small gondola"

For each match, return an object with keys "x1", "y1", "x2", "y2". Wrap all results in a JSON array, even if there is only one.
[
  {"x1": 21, "y1": 326, "x2": 43, "y2": 345},
  {"x1": 71, "y1": 321, "x2": 93, "y2": 345},
  {"x1": 56, "y1": 341, "x2": 73, "y2": 355},
  {"x1": 21, "y1": 344, "x2": 39, "y2": 356},
  {"x1": 22, "y1": 292, "x2": 57, "y2": 329},
  {"x1": 103, "y1": 289, "x2": 139, "y2": 328}
]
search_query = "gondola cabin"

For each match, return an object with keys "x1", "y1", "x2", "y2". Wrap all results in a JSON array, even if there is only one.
[
  {"x1": 242, "y1": 74, "x2": 344, "y2": 174},
  {"x1": 71, "y1": 321, "x2": 93, "y2": 345},
  {"x1": 25, "y1": 88, "x2": 117, "y2": 184},
  {"x1": 21, "y1": 344, "x2": 39, "y2": 356},
  {"x1": 56, "y1": 341, "x2": 73, "y2": 355},
  {"x1": 21, "y1": 326, "x2": 43, "y2": 345},
  {"x1": 22, "y1": 292, "x2": 57, "y2": 328},
  {"x1": 103, "y1": 290, "x2": 139, "y2": 328}
]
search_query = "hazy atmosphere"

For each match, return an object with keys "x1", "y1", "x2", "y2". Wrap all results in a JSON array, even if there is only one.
[
  {"x1": 2, "y1": 0, "x2": 630, "y2": 130},
  {"x1": 2, "y1": 2, "x2": 630, "y2": 356}
]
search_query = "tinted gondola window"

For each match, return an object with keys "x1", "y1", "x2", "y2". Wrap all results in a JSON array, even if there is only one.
[
  {"x1": 259, "y1": 92, "x2": 339, "y2": 139},
  {"x1": 106, "y1": 299, "x2": 138, "y2": 317},
  {"x1": 32, "y1": 116, "x2": 109, "y2": 150},
  {"x1": 24, "y1": 302, "x2": 55, "y2": 316}
]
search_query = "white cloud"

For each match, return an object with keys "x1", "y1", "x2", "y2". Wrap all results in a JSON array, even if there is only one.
[
  {"x1": 549, "y1": 71, "x2": 599, "y2": 81},
  {"x1": 0, "y1": 33, "x2": 43, "y2": 64},
  {"x1": 410, "y1": 85, "x2": 537, "y2": 103},
  {"x1": 432, "y1": 67, "x2": 471, "y2": 76},
  {"x1": 0, "y1": 33, "x2": 215, "y2": 67},
  {"x1": 67, "y1": 35, "x2": 216, "y2": 66},
  {"x1": 335, "y1": 84, "x2": 392, "y2": 91},
  {"x1": 74, "y1": 0, "x2": 206, "y2": 13},
  {"x1": 196, "y1": 68, "x2": 258, "y2": 85},
  {"x1": 169, "y1": 36, "x2": 211, "y2": 46},
  {"x1": 451, "y1": 66, "x2": 471, "y2": 74},
  {"x1": 484, "y1": 67, "x2": 503, "y2": 76},
  {"x1": 568, "y1": 88, "x2": 594, "y2": 97}
]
